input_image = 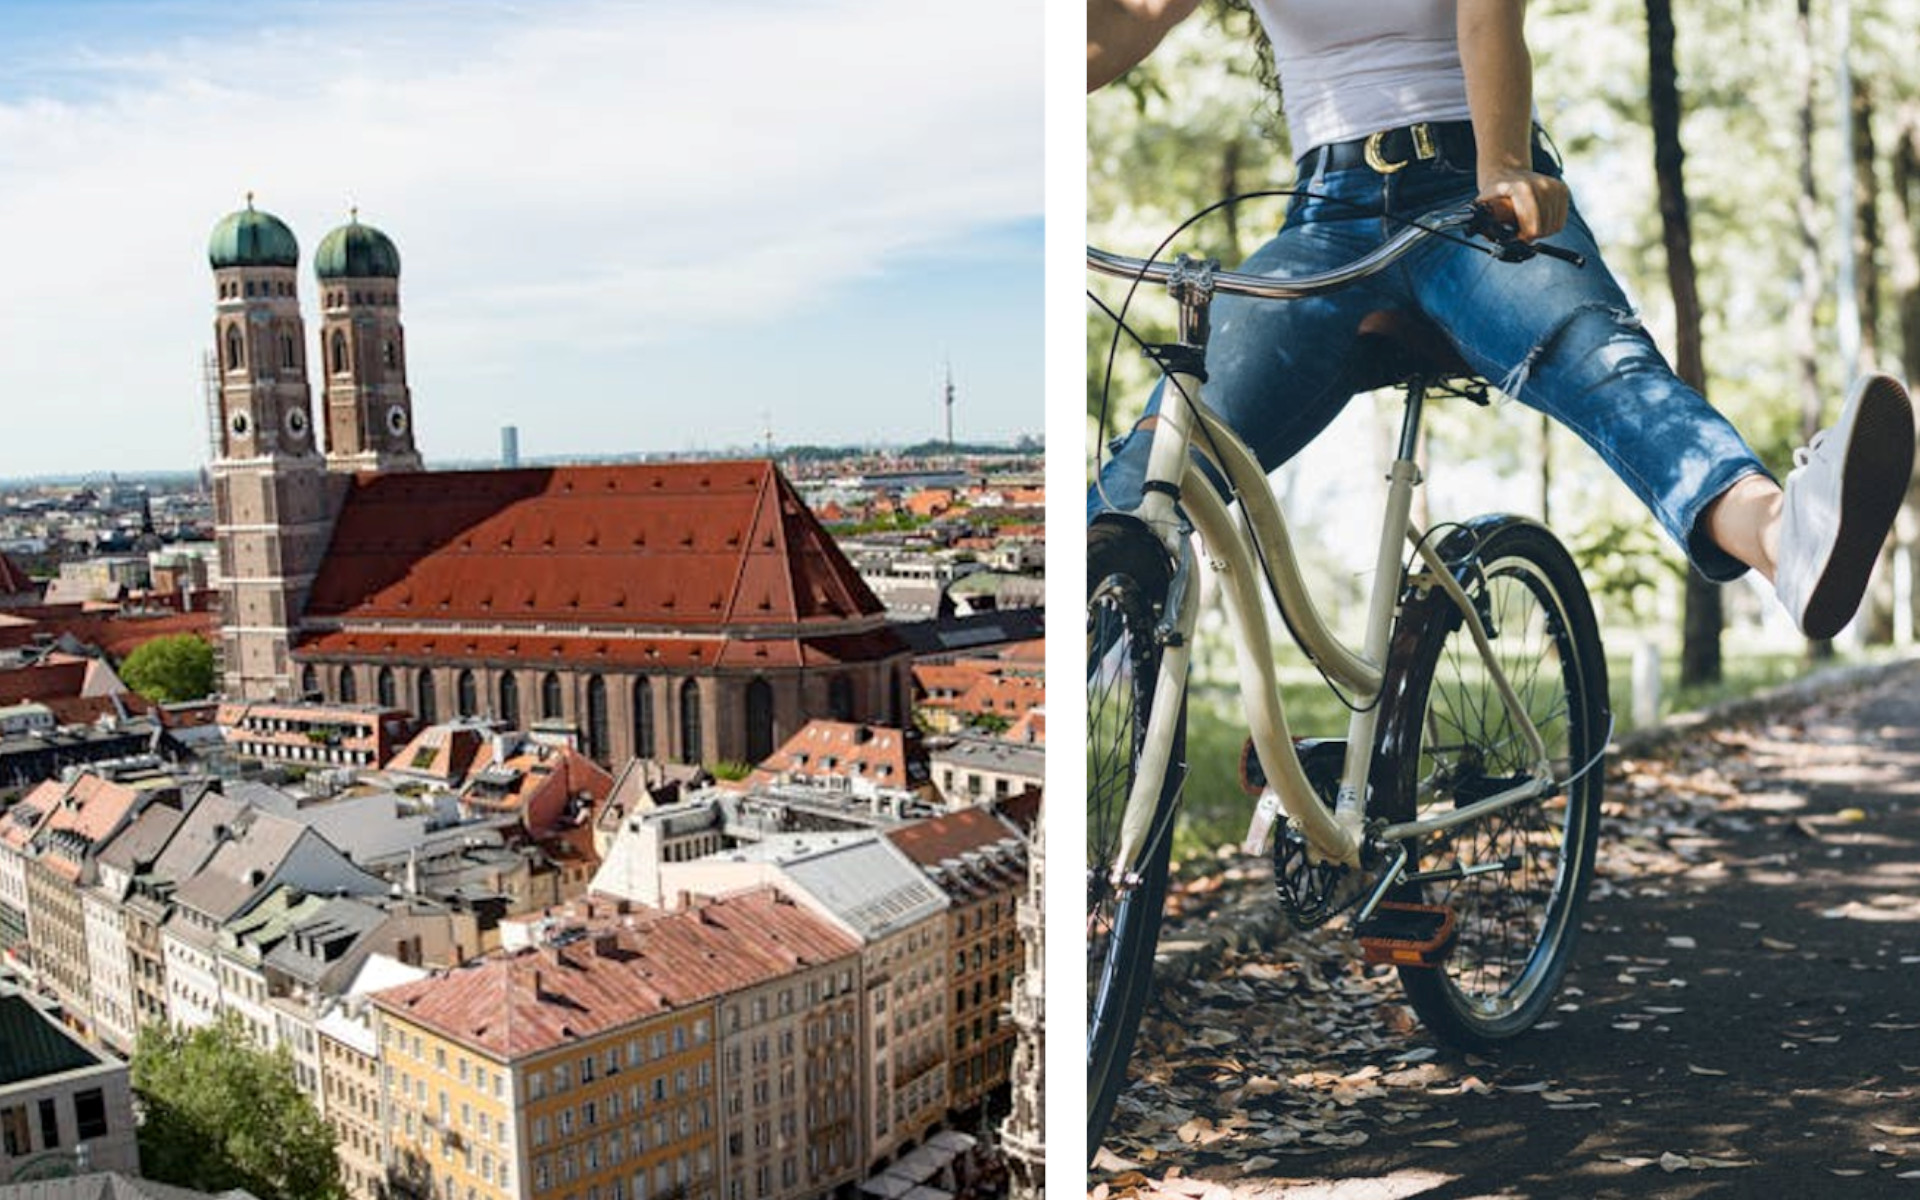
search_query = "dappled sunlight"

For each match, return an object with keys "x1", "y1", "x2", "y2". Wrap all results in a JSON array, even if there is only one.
[{"x1": 1098, "y1": 663, "x2": 1920, "y2": 1199}]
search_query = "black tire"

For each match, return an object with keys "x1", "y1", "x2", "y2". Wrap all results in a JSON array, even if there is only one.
[
  {"x1": 1370, "y1": 517, "x2": 1607, "y2": 1046},
  {"x1": 1086, "y1": 518, "x2": 1184, "y2": 1157}
]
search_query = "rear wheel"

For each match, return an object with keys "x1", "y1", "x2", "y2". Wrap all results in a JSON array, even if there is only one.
[
  {"x1": 1371, "y1": 518, "x2": 1606, "y2": 1045},
  {"x1": 1086, "y1": 519, "x2": 1183, "y2": 1156}
]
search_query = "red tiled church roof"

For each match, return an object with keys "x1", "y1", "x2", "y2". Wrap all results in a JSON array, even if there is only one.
[{"x1": 303, "y1": 461, "x2": 884, "y2": 630}]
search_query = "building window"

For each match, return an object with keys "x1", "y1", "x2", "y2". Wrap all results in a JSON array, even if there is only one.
[
  {"x1": 339, "y1": 667, "x2": 358, "y2": 704},
  {"x1": 542, "y1": 672, "x2": 563, "y2": 721},
  {"x1": 745, "y1": 678, "x2": 774, "y2": 763},
  {"x1": 828, "y1": 674, "x2": 854, "y2": 722},
  {"x1": 500, "y1": 673, "x2": 520, "y2": 729},
  {"x1": 457, "y1": 670, "x2": 478, "y2": 718},
  {"x1": 226, "y1": 324, "x2": 245, "y2": 372},
  {"x1": 331, "y1": 330, "x2": 349, "y2": 374},
  {"x1": 280, "y1": 331, "x2": 297, "y2": 370},
  {"x1": 679, "y1": 680, "x2": 702, "y2": 766},
  {"x1": 36, "y1": 1097, "x2": 58, "y2": 1149},
  {"x1": 586, "y1": 675, "x2": 608, "y2": 761},
  {"x1": 417, "y1": 670, "x2": 438, "y2": 724},
  {"x1": 632, "y1": 677, "x2": 654, "y2": 759},
  {"x1": 301, "y1": 664, "x2": 319, "y2": 699},
  {"x1": 383, "y1": 339, "x2": 399, "y2": 369},
  {"x1": 1, "y1": 1105, "x2": 29, "y2": 1156},
  {"x1": 377, "y1": 667, "x2": 396, "y2": 708}
]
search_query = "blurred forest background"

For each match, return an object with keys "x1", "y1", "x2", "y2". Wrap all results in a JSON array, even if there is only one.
[{"x1": 1087, "y1": 0, "x2": 1920, "y2": 849}]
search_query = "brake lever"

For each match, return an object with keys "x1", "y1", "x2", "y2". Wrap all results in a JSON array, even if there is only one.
[{"x1": 1465, "y1": 205, "x2": 1587, "y2": 269}]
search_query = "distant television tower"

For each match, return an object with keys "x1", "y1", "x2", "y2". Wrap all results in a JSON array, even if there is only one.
[
  {"x1": 761, "y1": 409, "x2": 774, "y2": 459},
  {"x1": 944, "y1": 362, "x2": 956, "y2": 457}
]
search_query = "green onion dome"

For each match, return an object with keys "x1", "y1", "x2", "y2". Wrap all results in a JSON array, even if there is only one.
[
  {"x1": 208, "y1": 195, "x2": 299, "y2": 269},
  {"x1": 314, "y1": 211, "x2": 401, "y2": 279}
]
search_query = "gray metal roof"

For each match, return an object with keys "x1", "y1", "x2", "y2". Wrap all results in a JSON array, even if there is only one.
[
  {"x1": 745, "y1": 835, "x2": 948, "y2": 940},
  {"x1": 147, "y1": 790, "x2": 249, "y2": 884},
  {"x1": 95, "y1": 803, "x2": 183, "y2": 876}
]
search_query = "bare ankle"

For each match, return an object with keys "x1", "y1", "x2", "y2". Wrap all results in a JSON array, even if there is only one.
[{"x1": 1703, "y1": 473, "x2": 1784, "y2": 581}]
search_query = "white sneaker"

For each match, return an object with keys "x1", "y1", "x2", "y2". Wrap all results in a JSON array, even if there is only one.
[{"x1": 1775, "y1": 373, "x2": 1914, "y2": 639}]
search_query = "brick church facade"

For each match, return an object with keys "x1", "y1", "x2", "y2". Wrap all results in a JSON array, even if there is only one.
[{"x1": 205, "y1": 199, "x2": 910, "y2": 768}]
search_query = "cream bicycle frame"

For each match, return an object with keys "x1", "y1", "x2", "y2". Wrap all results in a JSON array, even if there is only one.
[{"x1": 1100, "y1": 224, "x2": 1557, "y2": 893}]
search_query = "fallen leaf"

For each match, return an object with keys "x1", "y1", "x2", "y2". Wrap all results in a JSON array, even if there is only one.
[
  {"x1": 1873, "y1": 1124, "x2": 1920, "y2": 1138},
  {"x1": 1687, "y1": 1064, "x2": 1728, "y2": 1077},
  {"x1": 1761, "y1": 937, "x2": 1798, "y2": 952}
]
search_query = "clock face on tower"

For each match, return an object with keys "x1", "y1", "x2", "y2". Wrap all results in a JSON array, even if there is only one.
[
  {"x1": 285, "y1": 407, "x2": 309, "y2": 441},
  {"x1": 230, "y1": 411, "x2": 252, "y2": 439},
  {"x1": 386, "y1": 405, "x2": 409, "y2": 437}
]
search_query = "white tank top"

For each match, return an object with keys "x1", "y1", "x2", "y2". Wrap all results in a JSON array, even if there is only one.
[{"x1": 1250, "y1": 0, "x2": 1473, "y2": 154}]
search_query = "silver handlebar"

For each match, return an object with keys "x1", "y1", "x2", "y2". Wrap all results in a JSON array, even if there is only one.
[{"x1": 1087, "y1": 203, "x2": 1479, "y2": 300}]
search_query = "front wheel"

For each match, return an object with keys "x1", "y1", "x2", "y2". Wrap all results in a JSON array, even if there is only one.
[
  {"x1": 1086, "y1": 519, "x2": 1184, "y2": 1157},
  {"x1": 1370, "y1": 517, "x2": 1607, "y2": 1046}
]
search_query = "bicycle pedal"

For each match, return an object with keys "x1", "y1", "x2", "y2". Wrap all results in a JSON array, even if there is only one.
[{"x1": 1356, "y1": 902, "x2": 1457, "y2": 968}]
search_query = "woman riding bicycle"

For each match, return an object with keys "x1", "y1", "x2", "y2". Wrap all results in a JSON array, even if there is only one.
[{"x1": 1088, "y1": 0, "x2": 1913, "y2": 642}]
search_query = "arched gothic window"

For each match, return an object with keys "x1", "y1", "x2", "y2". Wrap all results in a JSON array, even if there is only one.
[
  {"x1": 376, "y1": 667, "x2": 396, "y2": 708},
  {"x1": 416, "y1": 670, "x2": 438, "y2": 725},
  {"x1": 585, "y1": 676, "x2": 608, "y2": 762},
  {"x1": 679, "y1": 679, "x2": 703, "y2": 766},
  {"x1": 745, "y1": 679, "x2": 774, "y2": 764},
  {"x1": 828, "y1": 674, "x2": 855, "y2": 722},
  {"x1": 382, "y1": 339, "x2": 398, "y2": 370},
  {"x1": 499, "y1": 674, "x2": 520, "y2": 730},
  {"x1": 339, "y1": 668, "x2": 358, "y2": 705},
  {"x1": 300, "y1": 664, "x2": 319, "y2": 699},
  {"x1": 456, "y1": 670, "x2": 478, "y2": 717},
  {"x1": 226, "y1": 325, "x2": 244, "y2": 372},
  {"x1": 280, "y1": 332, "x2": 297, "y2": 370},
  {"x1": 542, "y1": 672, "x2": 563, "y2": 721},
  {"x1": 632, "y1": 677, "x2": 655, "y2": 759},
  {"x1": 331, "y1": 330, "x2": 348, "y2": 374}
]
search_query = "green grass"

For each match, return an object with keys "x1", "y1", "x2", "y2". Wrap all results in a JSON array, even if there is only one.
[{"x1": 1164, "y1": 644, "x2": 1888, "y2": 862}]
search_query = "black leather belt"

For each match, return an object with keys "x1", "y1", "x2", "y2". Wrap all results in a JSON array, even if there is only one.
[{"x1": 1308, "y1": 120, "x2": 1481, "y2": 174}]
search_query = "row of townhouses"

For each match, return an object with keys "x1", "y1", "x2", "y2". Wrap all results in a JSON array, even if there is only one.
[{"x1": 0, "y1": 759, "x2": 1028, "y2": 1200}]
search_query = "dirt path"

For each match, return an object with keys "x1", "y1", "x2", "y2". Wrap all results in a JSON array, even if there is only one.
[{"x1": 1093, "y1": 661, "x2": 1920, "y2": 1198}]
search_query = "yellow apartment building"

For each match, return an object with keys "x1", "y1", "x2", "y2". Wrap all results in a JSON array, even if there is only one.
[{"x1": 373, "y1": 889, "x2": 860, "y2": 1200}]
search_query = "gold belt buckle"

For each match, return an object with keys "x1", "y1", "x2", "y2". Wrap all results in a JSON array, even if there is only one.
[{"x1": 1363, "y1": 123, "x2": 1438, "y2": 174}]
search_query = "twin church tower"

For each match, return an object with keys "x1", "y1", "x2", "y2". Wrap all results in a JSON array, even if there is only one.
[{"x1": 207, "y1": 197, "x2": 420, "y2": 699}]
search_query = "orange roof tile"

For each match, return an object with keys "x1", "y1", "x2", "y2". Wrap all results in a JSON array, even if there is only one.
[
  {"x1": 305, "y1": 461, "x2": 883, "y2": 631},
  {"x1": 886, "y1": 807, "x2": 1020, "y2": 868},
  {"x1": 371, "y1": 888, "x2": 858, "y2": 1060},
  {"x1": 752, "y1": 719, "x2": 930, "y2": 789}
]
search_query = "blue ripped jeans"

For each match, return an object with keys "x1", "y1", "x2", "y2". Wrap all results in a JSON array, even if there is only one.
[{"x1": 1091, "y1": 137, "x2": 1770, "y2": 581}]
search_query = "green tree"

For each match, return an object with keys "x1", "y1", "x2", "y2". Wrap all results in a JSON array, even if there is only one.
[
  {"x1": 131, "y1": 1020, "x2": 344, "y2": 1200},
  {"x1": 118, "y1": 634, "x2": 215, "y2": 702}
]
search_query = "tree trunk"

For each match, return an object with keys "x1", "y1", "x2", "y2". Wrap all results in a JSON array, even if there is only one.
[
  {"x1": 1793, "y1": 0, "x2": 1835, "y2": 661},
  {"x1": 1855, "y1": 80, "x2": 1900, "y2": 643},
  {"x1": 1888, "y1": 108, "x2": 1920, "y2": 644},
  {"x1": 1647, "y1": 0, "x2": 1721, "y2": 686},
  {"x1": 1220, "y1": 138, "x2": 1244, "y2": 262}
]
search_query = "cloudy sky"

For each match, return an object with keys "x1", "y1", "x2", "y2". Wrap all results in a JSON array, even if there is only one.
[{"x1": 0, "y1": 0, "x2": 1042, "y2": 478}]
